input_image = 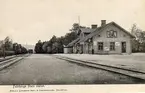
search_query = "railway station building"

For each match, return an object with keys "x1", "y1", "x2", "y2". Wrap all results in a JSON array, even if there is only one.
[{"x1": 65, "y1": 20, "x2": 135, "y2": 54}]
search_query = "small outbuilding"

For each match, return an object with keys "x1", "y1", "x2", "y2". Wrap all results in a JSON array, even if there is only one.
[{"x1": 63, "y1": 38, "x2": 80, "y2": 54}]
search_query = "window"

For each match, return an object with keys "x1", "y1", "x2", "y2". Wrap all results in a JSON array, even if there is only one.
[
  {"x1": 98, "y1": 42, "x2": 103, "y2": 51},
  {"x1": 110, "y1": 42, "x2": 115, "y2": 51},
  {"x1": 107, "y1": 30, "x2": 117, "y2": 38}
]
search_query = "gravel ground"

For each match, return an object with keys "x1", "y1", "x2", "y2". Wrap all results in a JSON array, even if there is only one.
[
  {"x1": 0, "y1": 54, "x2": 141, "y2": 84},
  {"x1": 55, "y1": 53, "x2": 145, "y2": 73}
]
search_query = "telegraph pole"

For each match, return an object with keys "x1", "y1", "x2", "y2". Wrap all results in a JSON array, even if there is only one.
[{"x1": 78, "y1": 16, "x2": 80, "y2": 26}]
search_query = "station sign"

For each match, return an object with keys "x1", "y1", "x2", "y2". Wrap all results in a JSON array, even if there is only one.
[
  {"x1": 93, "y1": 41, "x2": 96, "y2": 46},
  {"x1": 104, "y1": 47, "x2": 109, "y2": 51},
  {"x1": 115, "y1": 42, "x2": 120, "y2": 46}
]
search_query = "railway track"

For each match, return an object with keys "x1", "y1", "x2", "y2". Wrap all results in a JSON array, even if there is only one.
[
  {"x1": 0, "y1": 56, "x2": 16, "y2": 62},
  {"x1": 0, "y1": 54, "x2": 31, "y2": 71},
  {"x1": 53, "y1": 55, "x2": 145, "y2": 82}
]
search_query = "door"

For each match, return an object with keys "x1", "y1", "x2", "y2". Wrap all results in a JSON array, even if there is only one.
[
  {"x1": 88, "y1": 43, "x2": 92, "y2": 54},
  {"x1": 80, "y1": 45, "x2": 83, "y2": 54},
  {"x1": 122, "y1": 42, "x2": 126, "y2": 53}
]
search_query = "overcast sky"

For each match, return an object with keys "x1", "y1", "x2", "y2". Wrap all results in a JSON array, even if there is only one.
[{"x1": 0, "y1": 0, "x2": 145, "y2": 45}]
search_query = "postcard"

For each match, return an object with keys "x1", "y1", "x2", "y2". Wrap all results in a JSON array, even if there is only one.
[{"x1": 0, "y1": 0, "x2": 145, "y2": 93}]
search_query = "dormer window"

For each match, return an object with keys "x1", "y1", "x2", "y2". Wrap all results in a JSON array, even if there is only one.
[{"x1": 107, "y1": 30, "x2": 117, "y2": 38}]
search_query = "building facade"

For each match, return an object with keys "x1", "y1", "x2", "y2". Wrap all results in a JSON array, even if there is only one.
[{"x1": 66, "y1": 20, "x2": 135, "y2": 54}]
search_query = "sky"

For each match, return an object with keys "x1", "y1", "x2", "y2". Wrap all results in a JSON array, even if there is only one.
[{"x1": 0, "y1": 0, "x2": 145, "y2": 45}]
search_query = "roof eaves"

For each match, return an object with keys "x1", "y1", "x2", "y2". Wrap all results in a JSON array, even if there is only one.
[
  {"x1": 112, "y1": 22, "x2": 135, "y2": 38},
  {"x1": 66, "y1": 38, "x2": 80, "y2": 47},
  {"x1": 80, "y1": 23, "x2": 111, "y2": 42}
]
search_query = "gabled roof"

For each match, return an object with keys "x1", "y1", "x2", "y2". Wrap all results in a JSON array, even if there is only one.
[
  {"x1": 111, "y1": 22, "x2": 135, "y2": 38},
  {"x1": 80, "y1": 22, "x2": 135, "y2": 43},
  {"x1": 69, "y1": 27, "x2": 97, "y2": 45},
  {"x1": 66, "y1": 38, "x2": 80, "y2": 47},
  {"x1": 80, "y1": 27, "x2": 95, "y2": 33},
  {"x1": 76, "y1": 27, "x2": 97, "y2": 43},
  {"x1": 77, "y1": 27, "x2": 96, "y2": 35}
]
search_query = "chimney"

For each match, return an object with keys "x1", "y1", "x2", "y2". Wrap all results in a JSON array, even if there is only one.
[
  {"x1": 91, "y1": 24, "x2": 98, "y2": 29},
  {"x1": 101, "y1": 20, "x2": 106, "y2": 26}
]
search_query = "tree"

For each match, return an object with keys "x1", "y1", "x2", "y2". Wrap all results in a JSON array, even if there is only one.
[
  {"x1": 72, "y1": 23, "x2": 80, "y2": 31},
  {"x1": 56, "y1": 37, "x2": 64, "y2": 53},
  {"x1": 13, "y1": 43, "x2": 27, "y2": 54},
  {"x1": 131, "y1": 24, "x2": 145, "y2": 52},
  {"x1": 52, "y1": 42, "x2": 59, "y2": 53},
  {"x1": 4, "y1": 36, "x2": 13, "y2": 51},
  {"x1": 46, "y1": 46, "x2": 52, "y2": 53},
  {"x1": 63, "y1": 32, "x2": 77, "y2": 45},
  {"x1": 13, "y1": 43, "x2": 18, "y2": 54},
  {"x1": 42, "y1": 41, "x2": 49, "y2": 53},
  {"x1": 50, "y1": 35, "x2": 57, "y2": 44},
  {"x1": 21, "y1": 47, "x2": 27, "y2": 54},
  {"x1": 70, "y1": 23, "x2": 80, "y2": 35},
  {"x1": 34, "y1": 23, "x2": 80, "y2": 54},
  {"x1": 34, "y1": 40, "x2": 43, "y2": 53}
]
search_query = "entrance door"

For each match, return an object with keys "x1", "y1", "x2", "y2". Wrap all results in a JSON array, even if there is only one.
[
  {"x1": 88, "y1": 43, "x2": 92, "y2": 54},
  {"x1": 122, "y1": 42, "x2": 126, "y2": 53},
  {"x1": 80, "y1": 45, "x2": 83, "y2": 54}
]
